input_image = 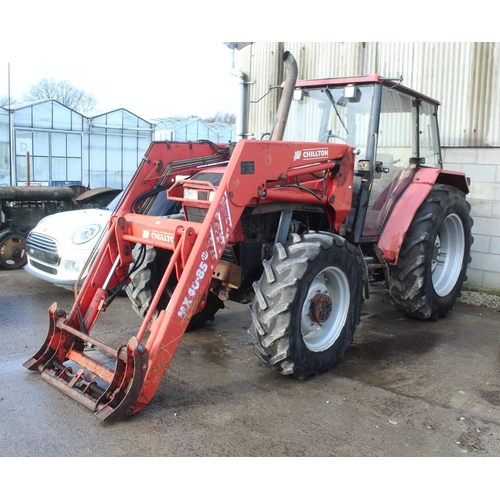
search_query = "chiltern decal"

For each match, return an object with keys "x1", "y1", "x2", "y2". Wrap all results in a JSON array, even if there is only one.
[
  {"x1": 142, "y1": 229, "x2": 174, "y2": 243},
  {"x1": 302, "y1": 148, "x2": 329, "y2": 160}
]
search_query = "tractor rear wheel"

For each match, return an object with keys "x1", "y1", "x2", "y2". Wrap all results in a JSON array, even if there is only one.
[
  {"x1": 126, "y1": 245, "x2": 224, "y2": 328},
  {"x1": 389, "y1": 184, "x2": 473, "y2": 320},
  {"x1": 248, "y1": 232, "x2": 364, "y2": 379}
]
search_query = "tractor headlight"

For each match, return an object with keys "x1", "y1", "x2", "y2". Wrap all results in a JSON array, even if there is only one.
[
  {"x1": 357, "y1": 160, "x2": 371, "y2": 172},
  {"x1": 72, "y1": 224, "x2": 101, "y2": 245}
]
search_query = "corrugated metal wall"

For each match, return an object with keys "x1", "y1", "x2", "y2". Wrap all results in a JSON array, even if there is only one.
[
  {"x1": 239, "y1": 42, "x2": 500, "y2": 147},
  {"x1": 236, "y1": 42, "x2": 500, "y2": 292}
]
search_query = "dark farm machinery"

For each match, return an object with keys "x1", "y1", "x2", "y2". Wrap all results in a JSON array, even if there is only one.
[{"x1": 0, "y1": 185, "x2": 119, "y2": 269}]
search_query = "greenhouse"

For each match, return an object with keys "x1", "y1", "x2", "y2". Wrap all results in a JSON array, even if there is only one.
[
  {"x1": 153, "y1": 117, "x2": 235, "y2": 143},
  {"x1": 0, "y1": 100, "x2": 153, "y2": 190}
]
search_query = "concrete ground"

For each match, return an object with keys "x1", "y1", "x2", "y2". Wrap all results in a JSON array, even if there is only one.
[{"x1": 1, "y1": 268, "x2": 500, "y2": 458}]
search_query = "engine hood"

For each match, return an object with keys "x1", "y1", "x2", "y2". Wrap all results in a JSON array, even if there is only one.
[{"x1": 33, "y1": 208, "x2": 112, "y2": 240}]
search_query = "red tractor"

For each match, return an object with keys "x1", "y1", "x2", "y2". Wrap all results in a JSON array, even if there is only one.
[{"x1": 25, "y1": 52, "x2": 472, "y2": 421}]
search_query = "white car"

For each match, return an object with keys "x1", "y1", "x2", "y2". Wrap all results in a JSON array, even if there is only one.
[{"x1": 25, "y1": 193, "x2": 122, "y2": 287}]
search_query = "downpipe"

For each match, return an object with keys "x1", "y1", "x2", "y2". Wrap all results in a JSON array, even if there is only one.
[{"x1": 232, "y1": 69, "x2": 249, "y2": 141}]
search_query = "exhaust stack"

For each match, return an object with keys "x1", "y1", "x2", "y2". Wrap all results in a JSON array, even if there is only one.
[{"x1": 270, "y1": 51, "x2": 298, "y2": 141}]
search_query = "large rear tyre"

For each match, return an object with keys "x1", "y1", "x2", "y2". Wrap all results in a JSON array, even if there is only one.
[
  {"x1": 389, "y1": 184, "x2": 473, "y2": 320},
  {"x1": 248, "y1": 232, "x2": 364, "y2": 380},
  {"x1": 126, "y1": 245, "x2": 224, "y2": 328}
]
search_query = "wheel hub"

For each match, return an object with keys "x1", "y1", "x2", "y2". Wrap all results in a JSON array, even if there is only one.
[
  {"x1": 309, "y1": 293, "x2": 333, "y2": 324},
  {"x1": 432, "y1": 214, "x2": 465, "y2": 297},
  {"x1": 301, "y1": 265, "x2": 350, "y2": 352},
  {"x1": 0, "y1": 233, "x2": 27, "y2": 269}
]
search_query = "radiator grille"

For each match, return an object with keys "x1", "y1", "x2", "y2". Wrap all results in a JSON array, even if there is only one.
[{"x1": 26, "y1": 233, "x2": 59, "y2": 265}]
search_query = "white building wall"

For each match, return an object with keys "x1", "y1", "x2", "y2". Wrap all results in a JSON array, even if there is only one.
[{"x1": 443, "y1": 147, "x2": 500, "y2": 291}]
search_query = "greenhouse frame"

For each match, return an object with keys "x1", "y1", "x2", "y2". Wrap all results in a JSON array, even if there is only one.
[{"x1": 0, "y1": 100, "x2": 154, "y2": 190}]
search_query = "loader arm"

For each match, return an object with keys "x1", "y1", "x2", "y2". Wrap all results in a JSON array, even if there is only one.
[{"x1": 24, "y1": 139, "x2": 350, "y2": 421}]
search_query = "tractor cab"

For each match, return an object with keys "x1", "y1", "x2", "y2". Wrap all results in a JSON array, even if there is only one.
[{"x1": 283, "y1": 75, "x2": 443, "y2": 242}]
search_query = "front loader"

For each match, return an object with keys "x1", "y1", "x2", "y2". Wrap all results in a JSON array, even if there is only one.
[{"x1": 25, "y1": 52, "x2": 472, "y2": 421}]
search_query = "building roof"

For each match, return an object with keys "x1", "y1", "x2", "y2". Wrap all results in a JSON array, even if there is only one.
[
  {"x1": 8, "y1": 99, "x2": 86, "y2": 116},
  {"x1": 87, "y1": 108, "x2": 153, "y2": 124},
  {"x1": 6, "y1": 99, "x2": 152, "y2": 124}
]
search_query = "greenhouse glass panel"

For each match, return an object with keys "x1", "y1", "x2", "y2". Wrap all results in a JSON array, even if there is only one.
[
  {"x1": 16, "y1": 131, "x2": 32, "y2": 155},
  {"x1": 14, "y1": 107, "x2": 32, "y2": 127},
  {"x1": 123, "y1": 112, "x2": 138, "y2": 129},
  {"x1": 33, "y1": 132, "x2": 49, "y2": 156},
  {"x1": 15, "y1": 155, "x2": 27, "y2": 182},
  {"x1": 53, "y1": 103, "x2": 72, "y2": 130},
  {"x1": 67, "y1": 133, "x2": 82, "y2": 157},
  {"x1": 51, "y1": 133, "x2": 66, "y2": 156},
  {"x1": 90, "y1": 133, "x2": 105, "y2": 148},
  {"x1": 33, "y1": 156, "x2": 49, "y2": 182},
  {"x1": 123, "y1": 149, "x2": 138, "y2": 171},
  {"x1": 52, "y1": 157, "x2": 66, "y2": 180},
  {"x1": 91, "y1": 115, "x2": 107, "y2": 128},
  {"x1": 106, "y1": 167, "x2": 122, "y2": 189},
  {"x1": 138, "y1": 136, "x2": 149, "y2": 154},
  {"x1": 0, "y1": 155, "x2": 9, "y2": 185},
  {"x1": 72, "y1": 111, "x2": 83, "y2": 131},
  {"x1": 123, "y1": 135, "x2": 138, "y2": 149},
  {"x1": 107, "y1": 134, "x2": 122, "y2": 149},
  {"x1": 106, "y1": 111, "x2": 122, "y2": 128},
  {"x1": 107, "y1": 169, "x2": 122, "y2": 189},
  {"x1": 33, "y1": 101, "x2": 53, "y2": 128},
  {"x1": 67, "y1": 158, "x2": 82, "y2": 181},
  {"x1": 89, "y1": 170, "x2": 106, "y2": 188},
  {"x1": 0, "y1": 112, "x2": 9, "y2": 184},
  {"x1": 107, "y1": 147, "x2": 121, "y2": 169},
  {"x1": 0, "y1": 109, "x2": 9, "y2": 138},
  {"x1": 90, "y1": 146, "x2": 105, "y2": 166}
]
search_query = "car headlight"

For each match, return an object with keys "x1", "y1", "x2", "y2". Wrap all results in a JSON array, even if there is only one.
[{"x1": 72, "y1": 224, "x2": 102, "y2": 245}]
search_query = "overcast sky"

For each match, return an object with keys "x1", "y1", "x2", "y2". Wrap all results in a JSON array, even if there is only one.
[
  {"x1": 1, "y1": 42, "x2": 238, "y2": 121},
  {"x1": 1, "y1": 3, "x2": 241, "y2": 121},
  {"x1": 1, "y1": 2, "x2": 489, "y2": 123}
]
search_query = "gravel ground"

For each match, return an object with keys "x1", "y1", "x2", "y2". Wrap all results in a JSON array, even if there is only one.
[{"x1": 457, "y1": 290, "x2": 500, "y2": 309}]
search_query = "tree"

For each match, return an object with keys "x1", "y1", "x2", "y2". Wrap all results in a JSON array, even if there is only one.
[
  {"x1": 203, "y1": 111, "x2": 236, "y2": 125},
  {"x1": 23, "y1": 79, "x2": 97, "y2": 113},
  {"x1": 0, "y1": 95, "x2": 18, "y2": 108}
]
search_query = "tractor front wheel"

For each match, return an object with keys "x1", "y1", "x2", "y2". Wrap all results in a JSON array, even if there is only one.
[
  {"x1": 248, "y1": 232, "x2": 364, "y2": 379},
  {"x1": 389, "y1": 184, "x2": 473, "y2": 320},
  {"x1": 126, "y1": 245, "x2": 224, "y2": 328}
]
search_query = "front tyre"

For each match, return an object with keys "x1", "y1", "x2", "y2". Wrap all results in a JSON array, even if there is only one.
[
  {"x1": 248, "y1": 232, "x2": 364, "y2": 380},
  {"x1": 389, "y1": 184, "x2": 473, "y2": 320},
  {"x1": 126, "y1": 245, "x2": 224, "y2": 328}
]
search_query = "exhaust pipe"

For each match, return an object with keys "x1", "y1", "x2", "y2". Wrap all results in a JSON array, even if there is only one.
[{"x1": 270, "y1": 51, "x2": 298, "y2": 141}]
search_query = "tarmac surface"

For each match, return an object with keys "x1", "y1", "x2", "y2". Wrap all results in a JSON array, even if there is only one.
[{"x1": 1, "y1": 267, "x2": 500, "y2": 458}]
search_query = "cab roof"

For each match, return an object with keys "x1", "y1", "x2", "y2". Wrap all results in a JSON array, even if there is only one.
[{"x1": 294, "y1": 74, "x2": 441, "y2": 106}]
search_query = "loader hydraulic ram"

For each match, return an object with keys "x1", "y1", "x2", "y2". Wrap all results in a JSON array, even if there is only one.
[{"x1": 25, "y1": 52, "x2": 472, "y2": 421}]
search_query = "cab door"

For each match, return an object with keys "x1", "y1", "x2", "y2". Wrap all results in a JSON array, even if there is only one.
[{"x1": 363, "y1": 85, "x2": 441, "y2": 238}]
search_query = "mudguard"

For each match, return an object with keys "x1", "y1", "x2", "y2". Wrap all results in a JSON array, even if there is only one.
[{"x1": 377, "y1": 168, "x2": 470, "y2": 266}]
